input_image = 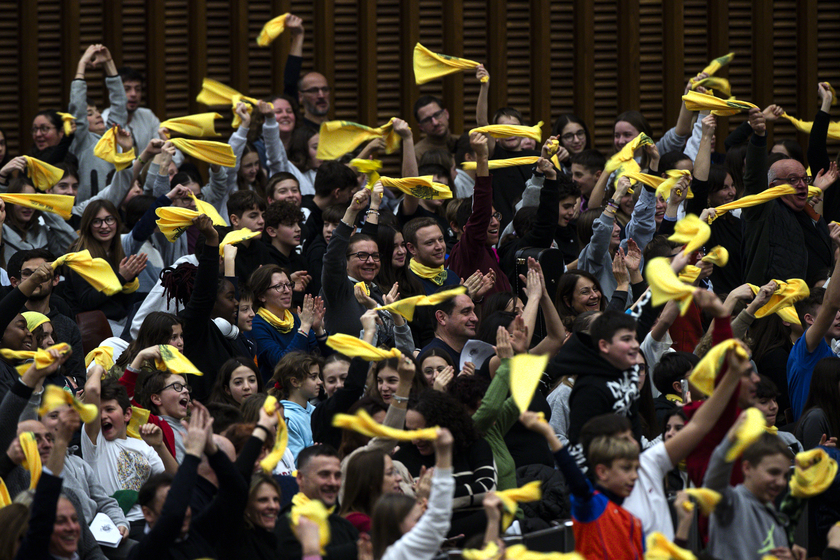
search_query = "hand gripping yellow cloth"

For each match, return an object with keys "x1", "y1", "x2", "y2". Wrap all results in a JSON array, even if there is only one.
[
  {"x1": 604, "y1": 132, "x2": 654, "y2": 175},
  {"x1": 37, "y1": 384, "x2": 98, "y2": 423},
  {"x1": 56, "y1": 112, "x2": 76, "y2": 135},
  {"x1": 510, "y1": 354, "x2": 550, "y2": 413},
  {"x1": 746, "y1": 279, "x2": 809, "y2": 320},
  {"x1": 0, "y1": 477, "x2": 10, "y2": 507},
  {"x1": 126, "y1": 406, "x2": 151, "y2": 440},
  {"x1": 325, "y1": 334, "x2": 402, "y2": 361},
  {"x1": 668, "y1": 214, "x2": 711, "y2": 256},
  {"x1": 681, "y1": 487, "x2": 722, "y2": 516},
  {"x1": 160, "y1": 113, "x2": 223, "y2": 138},
  {"x1": 725, "y1": 407, "x2": 770, "y2": 462},
  {"x1": 257, "y1": 307, "x2": 295, "y2": 334},
  {"x1": 413, "y1": 43, "x2": 490, "y2": 85},
  {"x1": 22, "y1": 156, "x2": 64, "y2": 191},
  {"x1": 781, "y1": 112, "x2": 840, "y2": 140},
  {"x1": 790, "y1": 448, "x2": 838, "y2": 498},
  {"x1": 259, "y1": 396, "x2": 290, "y2": 473},
  {"x1": 257, "y1": 13, "x2": 289, "y2": 46},
  {"x1": 354, "y1": 281, "x2": 370, "y2": 297},
  {"x1": 408, "y1": 259, "x2": 447, "y2": 286},
  {"x1": 688, "y1": 339, "x2": 749, "y2": 397},
  {"x1": 380, "y1": 176, "x2": 452, "y2": 200},
  {"x1": 497, "y1": 481, "x2": 542, "y2": 529},
  {"x1": 350, "y1": 158, "x2": 382, "y2": 188},
  {"x1": 461, "y1": 156, "x2": 541, "y2": 170},
  {"x1": 195, "y1": 78, "x2": 271, "y2": 128},
  {"x1": 682, "y1": 90, "x2": 758, "y2": 117},
  {"x1": 155, "y1": 207, "x2": 201, "y2": 242},
  {"x1": 374, "y1": 286, "x2": 467, "y2": 321},
  {"x1": 1, "y1": 342, "x2": 72, "y2": 375},
  {"x1": 219, "y1": 228, "x2": 261, "y2": 255},
  {"x1": 169, "y1": 138, "x2": 236, "y2": 167},
  {"x1": 21, "y1": 311, "x2": 49, "y2": 332},
  {"x1": 52, "y1": 251, "x2": 123, "y2": 295},
  {"x1": 645, "y1": 532, "x2": 697, "y2": 560},
  {"x1": 678, "y1": 264, "x2": 702, "y2": 284},
  {"x1": 93, "y1": 127, "x2": 136, "y2": 172},
  {"x1": 333, "y1": 408, "x2": 439, "y2": 441},
  {"x1": 470, "y1": 122, "x2": 543, "y2": 143},
  {"x1": 85, "y1": 346, "x2": 114, "y2": 370},
  {"x1": 645, "y1": 257, "x2": 697, "y2": 316},
  {"x1": 679, "y1": 246, "x2": 730, "y2": 283},
  {"x1": 188, "y1": 192, "x2": 226, "y2": 226},
  {"x1": 0, "y1": 192, "x2": 74, "y2": 220},
  {"x1": 709, "y1": 184, "x2": 822, "y2": 223},
  {"x1": 20, "y1": 432, "x2": 41, "y2": 489},
  {"x1": 290, "y1": 493, "x2": 331, "y2": 554},
  {"x1": 654, "y1": 170, "x2": 694, "y2": 201},
  {"x1": 503, "y1": 544, "x2": 584, "y2": 560},
  {"x1": 316, "y1": 119, "x2": 403, "y2": 161},
  {"x1": 155, "y1": 344, "x2": 202, "y2": 376},
  {"x1": 690, "y1": 76, "x2": 732, "y2": 98},
  {"x1": 622, "y1": 171, "x2": 665, "y2": 191}
]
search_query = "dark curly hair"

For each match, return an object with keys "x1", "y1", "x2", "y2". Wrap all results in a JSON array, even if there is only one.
[
  {"x1": 408, "y1": 389, "x2": 478, "y2": 456},
  {"x1": 264, "y1": 200, "x2": 304, "y2": 230},
  {"x1": 448, "y1": 375, "x2": 491, "y2": 424}
]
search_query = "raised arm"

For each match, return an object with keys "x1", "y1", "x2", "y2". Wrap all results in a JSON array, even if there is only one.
[
  {"x1": 395, "y1": 118, "x2": 420, "y2": 216},
  {"x1": 742, "y1": 108, "x2": 768, "y2": 198},
  {"x1": 693, "y1": 114, "x2": 716, "y2": 182},
  {"x1": 806, "y1": 225, "x2": 840, "y2": 352},
  {"x1": 475, "y1": 65, "x2": 495, "y2": 154},
  {"x1": 83, "y1": 364, "x2": 105, "y2": 443},
  {"x1": 283, "y1": 15, "x2": 304, "y2": 97}
]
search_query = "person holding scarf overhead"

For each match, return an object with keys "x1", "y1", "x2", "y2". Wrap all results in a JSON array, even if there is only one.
[{"x1": 248, "y1": 264, "x2": 330, "y2": 382}]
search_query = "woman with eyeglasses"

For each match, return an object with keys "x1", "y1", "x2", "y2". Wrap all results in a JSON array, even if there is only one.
[
  {"x1": 551, "y1": 114, "x2": 591, "y2": 175},
  {"x1": 30, "y1": 110, "x2": 73, "y2": 165},
  {"x1": 247, "y1": 263, "x2": 330, "y2": 382}
]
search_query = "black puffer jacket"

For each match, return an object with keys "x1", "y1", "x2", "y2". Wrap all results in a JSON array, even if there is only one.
[{"x1": 515, "y1": 463, "x2": 570, "y2": 533}]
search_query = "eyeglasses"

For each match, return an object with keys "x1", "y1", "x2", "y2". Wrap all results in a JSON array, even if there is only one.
[
  {"x1": 269, "y1": 281, "x2": 295, "y2": 292},
  {"x1": 419, "y1": 108, "x2": 446, "y2": 126},
  {"x1": 31, "y1": 125, "x2": 56, "y2": 135},
  {"x1": 561, "y1": 130, "x2": 586, "y2": 142},
  {"x1": 301, "y1": 86, "x2": 331, "y2": 95},
  {"x1": 491, "y1": 212, "x2": 502, "y2": 221},
  {"x1": 778, "y1": 175, "x2": 812, "y2": 186},
  {"x1": 161, "y1": 381, "x2": 192, "y2": 394},
  {"x1": 91, "y1": 216, "x2": 116, "y2": 227},
  {"x1": 348, "y1": 251, "x2": 381, "y2": 262}
]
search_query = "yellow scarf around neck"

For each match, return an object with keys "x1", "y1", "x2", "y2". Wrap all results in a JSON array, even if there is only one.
[
  {"x1": 258, "y1": 307, "x2": 295, "y2": 334},
  {"x1": 408, "y1": 258, "x2": 447, "y2": 286}
]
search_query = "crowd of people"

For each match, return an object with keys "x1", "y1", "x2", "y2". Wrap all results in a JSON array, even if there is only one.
[{"x1": 4, "y1": 14, "x2": 840, "y2": 560}]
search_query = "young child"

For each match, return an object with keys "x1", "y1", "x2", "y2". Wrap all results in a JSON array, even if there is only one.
[
  {"x1": 136, "y1": 369, "x2": 191, "y2": 463},
  {"x1": 522, "y1": 411, "x2": 644, "y2": 560},
  {"x1": 266, "y1": 352, "x2": 323, "y2": 459},
  {"x1": 704, "y1": 414, "x2": 801, "y2": 560},
  {"x1": 237, "y1": 287, "x2": 256, "y2": 334}
]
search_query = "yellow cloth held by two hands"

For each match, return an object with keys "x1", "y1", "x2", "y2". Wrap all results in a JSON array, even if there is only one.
[
  {"x1": 20, "y1": 432, "x2": 41, "y2": 490},
  {"x1": 380, "y1": 175, "x2": 452, "y2": 200},
  {"x1": 688, "y1": 339, "x2": 749, "y2": 397},
  {"x1": 257, "y1": 13, "x2": 290, "y2": 46},
  {"x1": 126, "y1": 406, "x2": 151, "y2": 440},
  {"x1": 682, "y1": 90, "x2": 758, "y2": 117},
  {"x1": 668, "y1": 214, "x2": 711, "y2": 256},
  {"x1": 316, "y1": 119, "x2": 403, "y2": 161},
  {"x1": 408, "y1": 259, "x2": 447, "y2": 286},
  {"x1": 93, "y1": 127, "x2": 136, "y2": 172},
  {"x1": 374, "y1": 286, "x2": 466, "y2": 321},
  {"x1": 350, "y1": 158, "x2": 382, "y2": 188},
  {"x1": 510, "y1": 354, "x2": 550, "y2": 413},
  {"x1": 290, "y1": 493, "x2": 331, "y2": 554},
  {"x1": 790, "y1": 448, "x2": 838, "y2": 498},
  {"x1": 195, "y1": 78, "x2": 271, "y2": 129},
  {"x1": 690, "y1": 76, "x2": 732, "y2": 98},
  {"x1": 85, "y1": 346, "x2": 114, "y2": 370},
  {"x1": 220, "y1": 228, "x2": 261, "y2": 255},
  {"x1": 746, "y1": 280, "x2": 808, "y2": 325},
  {"x1": 0, "y1": 192, "x2": 74, "y2": 220},
  {"x1": 56, "y1": 112, "x2": 76, "y2": 136},
  {"x1": 470, "y1": 122, "x2": 543, "y2": 143},
  {"x1": 257, "y1": 307, "x2": 295, "y2": 334},
  {"x1": 725, "y1": 407, "x2": 769, "y2": 462},
  {"x1": 332, "y1": 408, "x2": 439, "y2": 441},
  {"x1": 22, "y1": 156, "x2": 64, "y2": 191},
  {"x1": 645, "y1": 532, "x2": 697, "y2": 560},
  {"x1": 37, "y1": 384, "x2": 98, "y2": 423},
  {"x1": 155, "y1": 344, "x2": 202, "y2": 376},
  {"x1": 325, "y1": 334, "x2": 401, "y2": 361},
  {"x1": 21, "y1": 311, "x2": 49, "y2": 332},
  {"x1": 681, "y1": 487, "x2": 722, "y2": 516},
  {"x1": 170, "y1": 138, "x2": 236, "y2": 167},
  {"x1": 155, "y1": 207, "x2": 201, "y2": 242},
  {"x1": 604, "y1": 133, "x2": 654, "y2": 175},
  {"x1": 160, "y1": 113, "x2": 222, "y2": 138},
  {"x1": 654, "y1": 170, "x2": 694, "y2": 201},
  {"x1": 52, "y1": 251, "x2": 123, "y2": 295},
  {"x1": 413, "y1": 43, "x2": 489, "y2": 85},
  {"x1": 259, "y1": 396, "x2": 290, "y2": 473},
  {"x1": 497, "y1": 481, "x2": 542, "y2": 530},
  {"x1": 1, "y1": 342, "x2": 72, "y2": 375},
  {"x1": 461, "y1": 156, "x2": 541, "y2": 171},
  {"x1": 645, "y1": 257, "x2": 697, "y2": 315},
  {"x1": 710, "y1": 184, "x2": 822, "y2": 223}
]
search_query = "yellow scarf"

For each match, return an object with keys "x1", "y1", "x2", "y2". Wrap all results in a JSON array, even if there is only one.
[
  {"x1": 93, "y1": 127, "x2": 136, "y2": 171},
  {"x1": 316, "y1": 119, "x2": 403, "y2": 161},
  {"x1": 690, "y1": 76, "x2": 732, "y2": 98},
  {"x1": 52, "y1": 251, "x2": 123, "y2": 295},
  {"x1": 688, "y1": 339, "x2": 749, "y2": 397},
  {"x1": 350, "y1": 158, "x2": 382, "y2": 188},
  {"x1": 325, "y1": 334, "x2": 402, "y2": 361},
  {"x1": 746, "y1": 279, "x2": 808, "y2": 321},
  {"x1": 160, "y1": 113, "x2": 223, "y2": 138},
  {"x1": 23, "y1": 156, "x2": 64, "y2": 191},
  {"x1": 725, "y1": 407, "x2": 767, "y2": 462},
  {"x1": 257, "y1": 13, "x2": 290, "y2": 46},
  {"x1": 710, "y1": 184, "x2": 822, "y2": 223},
  {"x1": 257, "y1": 307, "x2": 295, "y2": 334},
  {"x1": 698, "y1": 52, "x2": 735, "y2": 77},
  {"x1": 654, "y1": 169, "x2": 694, "y2": 201},
  {"x1": 332, "y1": 409, "x2": 439, "y2": 441},
  {"x1": 645, "y1": 257, "x2": 696, "y2": 316},
  {"x1": 679, "y1": 246, "x2": 729, "y2": 284},
  {"x1": 126, "y1": 406, "x2": 151, "y2": 440},
  {"x1": 37, "y1": 385, "x2": 98, "y2": 423},
  {"x1": 219, "y1": 228, "x2": 261, "y2": 255},
  {"x1": 155, "y1": 344, "x2": 203, "y2": 376},
  {"x1": 374, "y1": 286, "x2": 466, "y2": 321},
  {"x1": 681, "y1": 487, "x2": 722, "y2": 516},
  {"x1": 85, "y1": 347, "x2": 114, "y2": 370},
  {"x1": 790, "y1": 448, "x2": 838, "y2": 498},
  {"x1": 645, "y1": 532, "x2": 697, "y2": 560},
  {"x1": 503, "y1": 544, "x2": 584, "y2": 560},
  {"x1": 170, "y1": 138, "x2": 236, "y2": 168},
  {"x1": 461, "y1": 156, "x2": 541, "y2": 170},
  {"x1": 0, "y1": 193, "x2": 74, "y2": 220},
  {"x1": 259, "y1": 396, "x2": 290, "y2": 473},
  {"x1": 155, "y1": 207, "x2": 201, "y2": 242},
  {"x1": 413, "y1": 43, "x2": 489, "y2": 85},
  {"x1": 678, "y1": 264, "x2": 702, "y2": 284},
  {"x1": 511, "y1": 354, "x2": 550, "y2": 413},
  {"x1": 187, "y1": 192, "x2": 226, "y2": 226},
  {"x1": 462, "y1": 542, "x2": 503, "y2": 560},
  {"x1": 604, "y1": 132, "x2": 654, "y2": 175},
  {"x1": 195, "y1": 78, "x2": 271, "y2": 128},
  {"x1": 381, "y1": 176, "x2": 452, "y2": 200},
  {"x1": 470, "y1": 121, "x2": 543, "y2": 142},
  {"x1": 1, "y1": 342, "x2": 72, "y2": 375},
  {"x1": 19, "y1": 432, "x2": 41, "y2": 490},
  {"x1": 290, "y1": 493, "x2": 331, "y2": 553},
  {"x1": 56, "y1": 112, "x2": 76, "y2": 136},
  {"x1": 682, "y1": 90, "x2": 758, "y2": 116},
  {"x1": 497, "y1": 481, "x2": 542, "y2": 530},
  {"x1": 0, "y1": 477, "x2": 10, "y2": 507},
  {"x1": 407, "y1": 258, "x2": 447, "y2": 286},
  {"x1": 668, "y1": 214, "x2": 711, "y2": 255},
  {"x1": 782, "y1": 112, "x2": 840, "y2": 140}
]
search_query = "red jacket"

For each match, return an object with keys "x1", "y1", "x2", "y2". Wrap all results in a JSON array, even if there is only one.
[{"x1": 118, "y1": 366, "x2": 177, "y2": 458}]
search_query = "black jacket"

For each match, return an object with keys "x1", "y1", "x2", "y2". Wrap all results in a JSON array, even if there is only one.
[
  {"x1": 310, "y1": 357, "x2": 368, "y2": 449},
  {"x1": 515, "y1": 463, "x2": 570, "y2": 533}
]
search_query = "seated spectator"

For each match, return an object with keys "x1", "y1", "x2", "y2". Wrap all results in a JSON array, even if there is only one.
[
  {"x1": 208, "y1": 357, "x2": 264, "y2": 408},
  {"x1": 266, "y1": 352, "x2": 323, "y2": 459}
]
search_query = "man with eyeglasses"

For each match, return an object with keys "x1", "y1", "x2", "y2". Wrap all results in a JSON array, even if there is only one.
[
  {"x1": 298, "y1": 71, "x2": 331, "y2": 128},
  {"x1": 414, "y1": 95, "x2": 460, "y2": 164},
  {"x1": 742, "y1": 107, "x2": 835, "y2": 287}
]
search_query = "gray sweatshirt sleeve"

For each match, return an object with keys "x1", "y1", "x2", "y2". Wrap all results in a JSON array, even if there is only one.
[
  {"x1": 68, "y1": 80, "x2": 91, "y2": 155},
  {"x1": 262, "y1": 119, "x2": 287, "y2": 176},
  {"x1": 702, "y1": 436, "x2": 736, "y2": 525},
  {"x1": 226, "y1": 126, "x2": 250, "y2": 188},
  {"x1": 80, "y1": 459, "x2": 129, "y2": 528},
  {"x1": 394, "y1": 322, "x2": 416, "y2": 356},
  {"x1": 201, "y1": 165, "x2": 231, "y2": 214},
  {"x1": 579, "y1": 211, "x2": 614, "y2": 276},
  {"x1": 73, "y1": 166, "x2": 134, "y2": 217},
  {"x1": 103, "y1": 75, "x2": 128, "y2": 127},
  {"x1": 151, "y1": 166, "x2": 172, "y2": 199},
  {"x1": 42, "y1": 212, "x2": 79, "y2": 255},
  {"x1": 656, "y1": 126, "x2": 690, "y2": 156},
  {"x1": 621, "y1": 186, "x2": 657, "y2": 254}
]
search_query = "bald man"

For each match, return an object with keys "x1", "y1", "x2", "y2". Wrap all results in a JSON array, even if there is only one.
[
  {"x1": 298, "y1": 72, "x2": 330, "y2": 128},
  {"x1": 742, "y1": 108, "x2": 834, "y2": 286}
]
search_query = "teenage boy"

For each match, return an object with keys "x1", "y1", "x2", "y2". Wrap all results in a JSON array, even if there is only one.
[
  {"x1": 264, "y1": 200, "x2": 310, "y2": 300},
  {"x1": 569, "y1": 149, "x2": 605, "y2": 210},
  {"x1": 226, "y1": 190, "x2": 270, "y2": 285}
]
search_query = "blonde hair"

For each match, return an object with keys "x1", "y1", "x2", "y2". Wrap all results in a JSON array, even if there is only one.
[{"x1": 587, "y1": 435, "x2": 639, "y2": 470}]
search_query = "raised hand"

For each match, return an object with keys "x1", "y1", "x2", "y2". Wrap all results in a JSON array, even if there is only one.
[
  {"x1": 234, "y1": 102, "x2": 251, "y2": 129},
  {"x1": 115, "y1": 125, "x2": 134, "y2": 151},
  {"x1": 118, "y1": 254, "x2": 147, "y2": 281},
  {"x1": 392, "y1": 118, "x2": 412, "y2": 139},
  {"x1": 762, "y1": 104, "x2": 784, "y2": 123},
  {"x1": 475, "y1": 64, "x2": 490, "y2": 83},
  {"x1": 536, "y1": 156, "x2": 557, "y2": 180},
  {"x1": 813, "y1": 161, "x2": 838, "y2": 192},
  {"x1": 747, "y1": 107, "x2": 766, "y2": 136},
  {"x1": 290, "y1": 270, "x2": 311, "y2": 293},
  {"x1": 140, "y1": 423, "x2": 164, "y2": 448},
  {"x1": 433, "y1": 366, "x2": 454, "y2": 392},
  {"x1": 496, "y1": 325, "x2": 513, "y2": 359}
]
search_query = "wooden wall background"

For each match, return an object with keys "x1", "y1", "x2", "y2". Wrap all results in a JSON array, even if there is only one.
[{"x1": 4, "y1": 0, "x2": 840, "y2": 170}]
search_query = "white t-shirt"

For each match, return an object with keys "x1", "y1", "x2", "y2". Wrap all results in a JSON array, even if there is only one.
[
  {"x1": 82, "y1": 428, "x2": 165, "y2": 522},
  {"x1": 622, "y1": 442, "x2": 675, "y2": 540}
]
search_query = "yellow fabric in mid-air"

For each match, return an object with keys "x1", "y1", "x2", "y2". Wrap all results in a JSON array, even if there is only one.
[
  {"x1": 20, "y1": 432, "x2": 41, "y2": 490},
  {"x1": 37, "y1": 384, "x2": 98, "y2": 423},
  {"x1": 85, "y1": 347, "x2": 114, "y2": 370},
  {"x1": 790, "y1": 447, "x2": 838, "y2": 498},
  {"x1": 690, "y1": 76, "x2": 732, "y2": 98},
  {"x1": 1, "y1": 342, "x2": 72, "y2": 376},
  {"x1": 604, "y1": 133, "x2": 654, "y2": 175},
  {"x1": 350, "y1": 158, "x2": 382, "y2": 188},
  {"x1": 170, "y1": 138, "x2": 236, "y2": 168},
  {"x1": 725, "y1": 407, "x2": 769, "y2": 462},
  {"x1": 155, "y1": 344, "x2": 202, "y2": 376},
  {"x1": 316, "y1": 119, "x2": 403, "y2": 161},
  {"x1": 219, "y1": 228, "x2": 261, "y2": 255},
  {"x1": 710, "y1": 185, "x2": 822, "y2": 223},
  {"x1": 257, "y1": 13, "x2": 289, "y2": 46},
  {"x1": 688, "y1": 339, "x2": 749, "y2": 397},
  {"x1": 702, "y1": 246, "x2": 729, "y2": 267},
  {"x1": 645, "y1": 532, "x2": 697, "y2": 560},
  {"x1": 380, "y1": 176, "x2": 452, "y2": 200},
  {"x1": 23, "y1": 156, "x2": 65, "y2": 191},
  {"x1": 681, "y1": 487, "x2": 722, "y2": 516},
  {"x1": 470, "y1": 122, "x2": 543, "y2": 142},
  {"x1": 781, "y1": 112, "x2": 840, "y2": 141},
  {"x1": 195, "y1": 78, "x2": 271, "y2": 128},
  {"x1": 413, "y1": 43, "x2": 489, "y2": 85},
  {"x1": 654, "y1": 170, "x2": 694, "y2": 202},
  {"x1": 52, "y1": 250, "x2": 124, "y2": 295},
  {"x1": 290, "y1": 492, "x2": 331, "y2": 553},
  {"x1": 93, "y1": 127, "x2": 136, "y2": 172},
  {"x1": 668, "y1": 214, "x2": 711, "y2": 256},
  {"x1": 497, "y1": 481, "x2": 542, "y2": 529},
  {"x1": 56, "y1": 112, "x2": 76, "y2": 135},
  {"x1": 510, "y1": 354, "x2": 550, "y2": 413},
  {"x1": 0, "y1": 193, "x2": 74, "y2": 220},
  {"x1": 682, "y1": 90, "x2": 758, "y2": 117},
  {"x1": 161, "y1": 113, "x2": 223, "y2": 138},
  {"x1": 126, "y1": 406, "x2": 151, "y2": 440},
  {"x1": 333, "y1": 408, "x2": 439, "y2": 441},
  {"x1": 155, "y1": 207, "x2": 201, "y2": 242},
  {"x1": 326, "y1": 334, "x2": 401, "y2": 361},
  {"x1": 645, "y1": 257, "x2": 696, "y2": 316},
  {"x1": 259, "y1": 396, "x2": 290, "y2": 473},
  {"x1": 374, "y1": 286, "x2": 467, "y2": 321},
  {"x1": 746, "y1": 280, "x2": 809, "y2": 321}
]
